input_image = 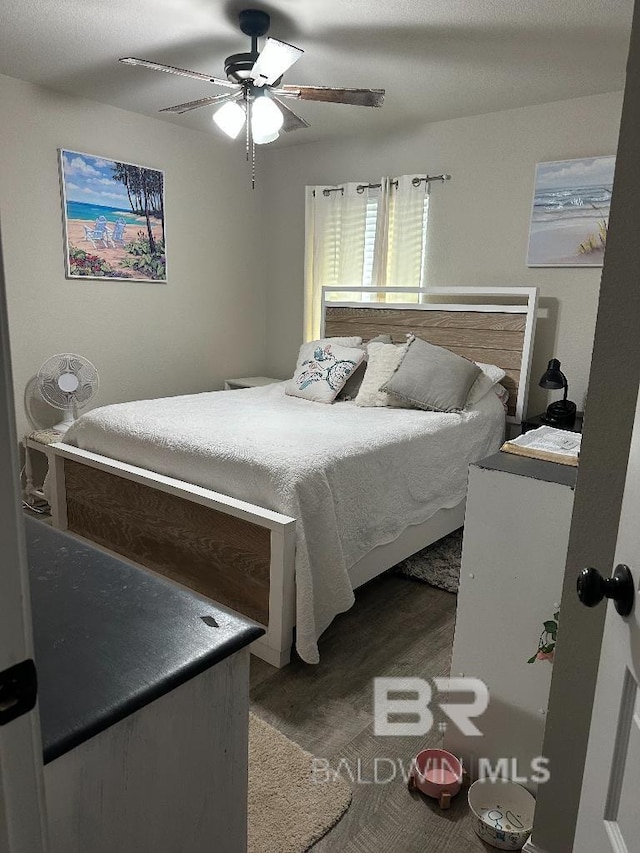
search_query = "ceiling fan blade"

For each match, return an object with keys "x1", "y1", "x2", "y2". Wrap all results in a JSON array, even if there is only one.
[
  {"x1": 250, "y1": 38, "x2": 304, "y2": 87},
  {"x1": 159, "y1": 92, "x2": 241, "y2": 115},
  {"x1": 119, "y1": 57, "x2": 240, "y2": 89},
  {"x1": 271, "y1": 97, "x2": 310, "y2": 132},
  {"x1": 275, "y1": 85, "x2": 385, "y2": 108}
]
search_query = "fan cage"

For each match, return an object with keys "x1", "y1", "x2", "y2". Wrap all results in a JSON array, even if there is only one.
[{"x1": 37, "y1": 353, "x2": 99, "y2": 412}]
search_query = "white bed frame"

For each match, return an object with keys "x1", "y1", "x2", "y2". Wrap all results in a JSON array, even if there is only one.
[{"x1": 47, "y1": 287, "x2": 538, "y2": 668}]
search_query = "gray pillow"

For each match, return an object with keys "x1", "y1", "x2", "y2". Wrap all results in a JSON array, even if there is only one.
[
  {"x1": 337, "y1": 334, "x2": 393, "y2": 400},
  {"x1": 380, "y1": 337, "x2": 481, "y2": 412}
]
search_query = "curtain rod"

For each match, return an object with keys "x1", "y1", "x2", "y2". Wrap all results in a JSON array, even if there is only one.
[{"x1": 314, "y1": 174, "x2": 452, "y2": 197}]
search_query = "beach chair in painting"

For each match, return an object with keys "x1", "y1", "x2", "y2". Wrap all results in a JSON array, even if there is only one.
[
  {"x1": 83, "y1": 216, "x2": 109, "y2": 249},
  {"x1": 106, "y1": 218, "x2": 127, "y2": 248}
]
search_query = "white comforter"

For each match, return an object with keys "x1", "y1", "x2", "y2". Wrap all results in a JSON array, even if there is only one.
[{"x1": 63, "y1": 383, "x2": 505, "y2": 663}]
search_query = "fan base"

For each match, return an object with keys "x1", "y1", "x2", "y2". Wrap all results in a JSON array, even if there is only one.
[{"x1": 224, "y1": 52, "x2": 257, "y2": 82}]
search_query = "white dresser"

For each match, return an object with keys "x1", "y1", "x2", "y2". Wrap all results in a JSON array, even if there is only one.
[
  {"x1": 27, "y1": 517, "x2": 263, "y2": 853},
  {"x1": 445, "y1": 452, "x2": 577, "y2": 791}
]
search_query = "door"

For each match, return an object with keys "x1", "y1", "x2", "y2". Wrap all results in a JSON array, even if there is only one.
[
  {"x1": 526, "y1": 2, "x2": 640, "y2": 849},
  {"x1": 573, "y1": 393, "x2": 640, "y2": 851},
  {"x1": 544, "y1": 0, "x2": 640, "y2": 848},
  {"x1": 0, "y1": 224, "x2": 48, "y2": 851}
]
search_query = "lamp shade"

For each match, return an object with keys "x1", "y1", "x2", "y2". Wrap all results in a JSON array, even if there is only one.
[
  {"x1": 213, "y1": 101, "x2": 246, "y2": 139},
  {"x1": 251, "y1": 95, "x2": 283, "y2": 139},
  {"x1": 539, "y1": 358, "x2": 566, "y2": 390}
]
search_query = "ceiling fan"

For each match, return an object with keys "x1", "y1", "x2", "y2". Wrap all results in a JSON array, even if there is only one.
[{"x1": 120, "y1": 8, "x2": 384, "y2": 182}]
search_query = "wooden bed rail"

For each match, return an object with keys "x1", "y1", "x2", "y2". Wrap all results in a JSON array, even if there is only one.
[{"x1": 49, "y1": 444, "x2": 297, "y2": 668}]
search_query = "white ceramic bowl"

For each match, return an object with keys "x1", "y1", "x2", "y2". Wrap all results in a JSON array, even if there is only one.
[{"x1": 468, "y1": 779, "x2": 535, "y2": 850}]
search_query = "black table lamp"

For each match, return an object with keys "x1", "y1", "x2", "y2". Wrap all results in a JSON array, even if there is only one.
[{"x1": 539, "y1": 358, "x2": 577, "y2": 425}]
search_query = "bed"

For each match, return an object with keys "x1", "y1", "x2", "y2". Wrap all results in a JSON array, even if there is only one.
[{"x1": 47, "y1": 286, "x2": 538, "y2": 666}]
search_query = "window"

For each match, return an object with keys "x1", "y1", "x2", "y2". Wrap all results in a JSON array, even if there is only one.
[
  {"x1": 304, "y1": 176, "x2": 431, "y2": 339},
  {"x1": 361, "y1": 196, "x2": 379, "y2": 294}
]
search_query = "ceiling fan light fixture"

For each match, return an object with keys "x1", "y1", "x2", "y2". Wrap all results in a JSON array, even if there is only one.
[
  {"x1": 213, "y1": 100, "x2": 246, "y2": 138},
  {"x1": 251, "y1": 95, "x2": 283, "y2": 140},
  {"x1": 124, "y1": 8, "x2": 386, "y2": 177},
  {"x1": 250, "y1": 38, "x2": 304, "y2": 87},
  {"x1": 253, "y1": 128, "x2": 280, "y2": 145}
]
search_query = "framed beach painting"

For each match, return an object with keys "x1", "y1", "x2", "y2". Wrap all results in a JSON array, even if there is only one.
[
  {"x1": 526, "y1": 155, "x2": 615, "y2": 267},
  {"x1": 59, "y1": 149, "x2": 166, "y2": 282}
]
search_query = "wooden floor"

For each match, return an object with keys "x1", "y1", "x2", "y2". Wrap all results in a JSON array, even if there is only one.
[{"x1": 250, "y1": 574, "x2": 492, "y2": 852}]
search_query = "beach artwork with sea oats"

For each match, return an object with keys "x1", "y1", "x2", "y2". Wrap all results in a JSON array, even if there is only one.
[
  {"x1": 527, "y1": 156, "x2": 615, "y2": 267},
  {"x1": 59, "y1": 150, "x2": 166, "y2": 282}
]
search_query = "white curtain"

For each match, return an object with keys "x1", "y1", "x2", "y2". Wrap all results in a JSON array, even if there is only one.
[
  {"x1": 370, "y1": 177, "x2": 392, "y2": 291},
  {"x1": 304, "y1": 174, "x2": 431, "y2": 339},
  {"x1": 385, "y1": 175, "x2": 430, "y2": 303},
  {"x1": 304, "y1": 181, "x2": 383, "y2": 341}
]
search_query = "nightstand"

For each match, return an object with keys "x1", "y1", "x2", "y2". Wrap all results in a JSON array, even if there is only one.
[
  {"x1": 223, "y1": 376, "x2": 280, "y2": 390},
  {"x1": 446, "y1": 451, "x2": 577, "y2": 791},
  {"x1": 521, "y1": 411, "x2": 583, "y2": 434}
]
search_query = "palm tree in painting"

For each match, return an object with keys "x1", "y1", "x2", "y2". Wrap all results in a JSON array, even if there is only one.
[{"x1": 111, "y1": 163, "x2": 165, "y2": 251}]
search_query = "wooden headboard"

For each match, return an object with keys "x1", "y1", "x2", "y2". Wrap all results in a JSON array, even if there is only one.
[{"x1": 321, "y1": 287, "x2": 538, "y2": 424}]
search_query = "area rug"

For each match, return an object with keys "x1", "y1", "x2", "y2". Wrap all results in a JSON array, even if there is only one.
[
  {"x1": 248, "y1": 713, "x2": 352, "y2": 853},
  {"x1": 394, "y1": 527, "x2": 463, "y2": 593}
]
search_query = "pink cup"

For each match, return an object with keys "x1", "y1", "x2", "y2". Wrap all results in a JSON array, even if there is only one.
[{"x1": 408, "y1": 748, "x2": 463, "y2": 806}]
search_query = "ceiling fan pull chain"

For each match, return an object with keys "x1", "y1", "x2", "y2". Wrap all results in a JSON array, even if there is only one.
[
  {"x1": 252, "y1": 140, "x2": 256, "y2": 190},
  {"x1": 245, "y1": 97, "x2": 250, "y2": 162},
  {"x1": 245, "y1": 95, "x2": 256, "y2": 189}
]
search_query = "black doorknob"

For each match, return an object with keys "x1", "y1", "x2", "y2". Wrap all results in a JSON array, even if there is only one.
[{"x1": 577, "y1": 564, "x2": 634, "y2": 616}]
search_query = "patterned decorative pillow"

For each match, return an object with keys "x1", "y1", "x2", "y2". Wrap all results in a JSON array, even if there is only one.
[
  {"x1": 294, "y1": 337, "x2": 362, "y2": 369},
  {"x1": 286, "y1": 341, "x2": 366, "y2": 403}
]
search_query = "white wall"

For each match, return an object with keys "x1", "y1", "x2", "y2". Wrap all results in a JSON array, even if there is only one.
[
  {"x1": 0, "y1": 74, "x2": 267, "y2": 438},
  {"x1": 260, "y1": 92, "x2": 623, "y2": 415}
]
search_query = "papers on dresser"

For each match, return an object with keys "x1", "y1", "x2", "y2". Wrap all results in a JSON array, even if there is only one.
[{"x1": 501, "y1": 425, "x2": 581, "y2": 466}]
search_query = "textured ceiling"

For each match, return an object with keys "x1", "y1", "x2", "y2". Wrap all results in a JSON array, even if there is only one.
[{"x1": 0, "y1": 0, "x2": 633, "y2": 146}]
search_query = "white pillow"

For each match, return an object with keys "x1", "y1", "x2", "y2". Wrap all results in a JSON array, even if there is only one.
[
  {"x1": 294, "y1": 337, "x2": 362, "y2": 368},
  {"x1": 494, "y1": 383, "x2": 510, "y2": 411},
  {"x1": 465, "y1": 362, "x2": 507, "y2": 408},
  {"x1": 286, "y1": 341, "x2": 365, "y2": 404},
  {"x1": 355, "y1": 341, "x2": 409, "y2": 407},
  {"x1": 337, "y1": 334, "x2": 394, "y2": 401}
]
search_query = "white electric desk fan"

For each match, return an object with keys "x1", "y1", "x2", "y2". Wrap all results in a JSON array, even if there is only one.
[{"x1": 37, "y1": 353, "x2": 99, "y2": 434}]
